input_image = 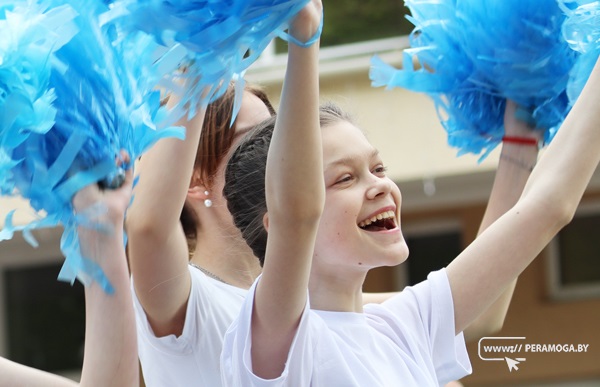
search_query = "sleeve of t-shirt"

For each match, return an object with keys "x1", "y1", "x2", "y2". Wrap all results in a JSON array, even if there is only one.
[
  {"x1": 369, "y1": 268, "x2": 472, "y2": 384},
  {"x1": 221, "y1": 276, "x2": 315, "y2": 387},
  {"x1": 131, "y1": 265, "x2": 207, "y2": 355}
]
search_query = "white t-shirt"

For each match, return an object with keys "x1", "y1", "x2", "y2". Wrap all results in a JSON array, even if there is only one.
[
  {"x1": 221, "y1": 269, "x2": 471, "y2": 387},
  {"x1": 133, "y1": 265, "x2": 247, "y2": 387}
]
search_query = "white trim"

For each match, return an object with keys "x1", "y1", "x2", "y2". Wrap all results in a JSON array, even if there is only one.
[
  {"x1": 546, "y1": 201, "x2": 600, "y2": 302},
  {"x1": 399, "y1": 170, "x2": 497, "y2": 212},
  {"x1": 402, "y1": 218, "x2": 462, "y2": 237}
]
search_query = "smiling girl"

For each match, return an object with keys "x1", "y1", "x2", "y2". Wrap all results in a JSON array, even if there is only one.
[{"x1": 220, "y1": 17, "x2": 600, "y2": 385}]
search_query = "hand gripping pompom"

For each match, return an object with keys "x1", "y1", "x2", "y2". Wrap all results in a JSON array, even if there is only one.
[
  {"x1": 370, "y1": 0, "x2": 580, "y2": 161},
  {"x1": 0, "y1": 0, "x2": 184, "y2": 293},
  {"x1": 102, "y1": 0, "x2": 315, "y2": 123}
]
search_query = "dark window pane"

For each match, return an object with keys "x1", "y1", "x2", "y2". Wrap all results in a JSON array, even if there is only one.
[
  {"x1": 4, "y1": 263, "x2": 85, "y2": 372},
  {"x1": 558, "y1": 213, "x2": 600, "y2": 286},
  {"x1": 406, "y1": 231, "x2": 462, "y2": 285}
]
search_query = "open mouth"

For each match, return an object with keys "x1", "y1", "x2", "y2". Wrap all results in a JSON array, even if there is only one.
[{"x1": 358, "y1": 210, "x2": 397, "y2": 232}]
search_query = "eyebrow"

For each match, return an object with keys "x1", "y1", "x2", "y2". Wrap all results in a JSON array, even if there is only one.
[{"x1": 325, "y1": 148, "x2": 380, "y2": 169}]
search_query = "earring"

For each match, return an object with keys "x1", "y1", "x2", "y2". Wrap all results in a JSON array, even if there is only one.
[{"x1": 204, "y1": 191, "x2": 213, "y2": 208}]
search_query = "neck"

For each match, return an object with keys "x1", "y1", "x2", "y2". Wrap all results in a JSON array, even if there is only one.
[
  {"x1": 190, "y1": 229, "x2": 261, "y2": 289},
  {"x1": 308, "y1": 267, "x2": 367, "y2": 313}
]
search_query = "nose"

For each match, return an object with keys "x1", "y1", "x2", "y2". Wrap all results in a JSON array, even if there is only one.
[{"x1": 365, "y1": 175, "x2": 392, "y2": 200}]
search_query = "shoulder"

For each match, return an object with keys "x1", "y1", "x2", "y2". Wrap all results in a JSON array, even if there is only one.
[
  {"x1": 187, "y1": 265, "x2": 248, "y2": 321},
  {"x1": 364, "y1": 269, "x2": 454, "y2": 340}
]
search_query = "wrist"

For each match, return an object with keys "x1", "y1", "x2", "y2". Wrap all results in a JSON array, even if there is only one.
[
  {"x1": 499, "y1": 154, "x2": 536, "y2": 172},
  {"x1": 287, "y1": 21, "x2": 322, "y2": 48},
  {"x1": 285, "y1": 9, "x2": 323, "y2": 48}
]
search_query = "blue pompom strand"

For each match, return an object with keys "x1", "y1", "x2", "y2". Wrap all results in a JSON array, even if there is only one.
[
  {"x1": 370, "y1": 0, "x2": 580, "y2": 160},
  {"x1": 103, "y1": 0, "x2": 311, "y2": 121},
  {"x1": 1, "y1": 0, "x2": 184, "y2": 293},
  {"x1": 559, "y1": 0, "x2": 600, "y2": 104},
  {"x1": 560, "y1": 0, "x2": 600, "y2": 54}
]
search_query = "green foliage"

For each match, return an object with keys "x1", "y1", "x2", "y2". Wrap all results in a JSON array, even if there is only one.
[{"x1": 276, "y1": 0, "x2": 414, "y2": 52}]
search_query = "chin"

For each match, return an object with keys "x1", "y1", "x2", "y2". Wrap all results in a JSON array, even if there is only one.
[
  {"x1": 393, "y1": 242, "x2": 410, "y2": 264},
  {"x1": 380, "y1": 244, "x2": 409, "y2": 267}
]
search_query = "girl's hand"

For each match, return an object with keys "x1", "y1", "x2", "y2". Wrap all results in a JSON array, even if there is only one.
[
  {"x1": 288, "y1": 0, "x2": 323, "y2": 44},
  {"x1": 72, "y1": 150, "x2": 134, "y2": 226},
  {"x1": 503, "y1": 100, "x2": 543, "y2": 142}
]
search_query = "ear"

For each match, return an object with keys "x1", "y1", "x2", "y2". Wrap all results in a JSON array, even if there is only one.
[
  {"x1": 187, "y1": 170, "x2": 209, "y2": 202},
  {"x1": 187, "y1": 185, "x2": 207, "y2": 201},
  {"x1": 262, "y1": 212, "x2": 269, "y2": 232}
]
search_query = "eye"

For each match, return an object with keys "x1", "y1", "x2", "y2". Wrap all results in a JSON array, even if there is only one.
[
  {"x1": 335, "y1": 174, "x2": 353, "y2": 184},
  {"x1": 373, "y1": 165, "x2": 387, "y2": 175}
]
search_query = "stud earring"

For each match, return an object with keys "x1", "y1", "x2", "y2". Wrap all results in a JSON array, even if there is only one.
[{"x1": 204, "y1": 191, "x2": 212, "y2": 208}]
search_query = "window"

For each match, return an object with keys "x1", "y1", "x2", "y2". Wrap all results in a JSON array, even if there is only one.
[
  {"x1": 0, "y1": 228, "x2": 82, "y2": 380},
  {"x1": 547, "y1": 201, "x2": 600, "y2": 301},
  {"x1": 4, "y1": 263, "x2": 85, "y2": 373},
  {"x1": 394, "y1": 219, "x2": 463, "y2": 287}
]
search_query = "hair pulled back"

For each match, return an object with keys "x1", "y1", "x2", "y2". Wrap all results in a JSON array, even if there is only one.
[
  {"x1": 180, "y1": 83, "x2": 275, "y2": 254},
  {"x1": 223, "y1": 102, "x2": 354, "y2": 265}
]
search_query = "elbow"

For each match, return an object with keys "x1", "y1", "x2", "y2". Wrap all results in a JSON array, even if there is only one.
[
  {"x1": 561, "y1": 202, "x2": 577, "y2": 226},
  {"x1": 125, "y1": 215, "x2": 166, "y2": 244},
  {"x1": 463, "y1": 316, "x2": 505, "y2": 342},
  {"x1": 481, "y1": 317, "x2": 505, "y2": 337},
  {"x1": 125, "y1": 214, "x2": 151, "y2": 237},
  {"x1": 296, "y1": 187, "x2": 325, "y2": 224},
  {"x1": 550, "y1": 200, "x2": 577, "y2": 231},
  {"x1": 269, "y1": 183, "x2": 325, "y2": 225},
  {"x1": 284, "y1": 197, "x2": 324, "y2": 226},
  {"x1": 528, "y1": 197, "x2": 576, "y2": 235},
  {"x1": 303, "y1": 187, "x2": 325, "y2": 221}
]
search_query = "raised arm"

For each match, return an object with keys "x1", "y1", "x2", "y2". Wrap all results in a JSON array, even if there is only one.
[
  {"x1": 76, "y1": 154, "x2": 138, "y2": 386},
  {"x1": 448, "y1": 56, "x2": 600, "y2": 334},
  {"x1": 251, "y1": 1, "x2": 323, "y2": 379},
  {"x1": 0, "y1": 155, "x2": 138, "y2": 387},
  {"x1": 463, "y1": 100, "x2": 540, "y2": 340},
  {"x1": 362, "y1": 101, "x2": 540, "y2": 341},
  {"x1": 126, "y1": 93, "x2": 206, "y2": 336}
]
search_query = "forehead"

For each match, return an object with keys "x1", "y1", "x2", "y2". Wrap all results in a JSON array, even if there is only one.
[
  {"x1": 322, "y1": 120, "x2": 377, "y2": 164},
  {"x1": 234, "y1": 91, "x2": 272, "y2": 132}
]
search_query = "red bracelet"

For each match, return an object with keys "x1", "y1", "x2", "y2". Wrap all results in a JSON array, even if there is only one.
[{"x1": 502, "y1": 136, "x2": 538, "y2": 146}]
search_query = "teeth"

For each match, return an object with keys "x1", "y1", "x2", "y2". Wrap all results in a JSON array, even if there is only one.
[{"x1": 358, "y1": 210, "x2": 396, "y2": 228}]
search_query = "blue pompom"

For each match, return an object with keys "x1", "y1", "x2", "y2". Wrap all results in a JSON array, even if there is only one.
[
  {"x1": 1, "y1": 0, "x2": 184, "y2": 292},
  {"x1": 370, "y1": 0, "x2": 580, "y2": 160},
  {"x1": 104, "y1": 0, "x2": 310, "y2": 119}
]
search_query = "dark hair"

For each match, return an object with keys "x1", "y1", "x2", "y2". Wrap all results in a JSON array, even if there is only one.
[
  {"x1": 180, "y1": 83, "x2": 275, "y2": 253},
  {"x1": 223, "y1": 102, "x2": 353, "y2": 265}
]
